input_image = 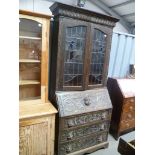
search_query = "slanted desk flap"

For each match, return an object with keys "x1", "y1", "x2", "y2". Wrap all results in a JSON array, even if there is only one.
[
  {"x1": 56, "y1": 88, "x2": 112, "y2": 117},
  {"x1": 117, "y1": 79, "x2": 135, "y2": 98}
]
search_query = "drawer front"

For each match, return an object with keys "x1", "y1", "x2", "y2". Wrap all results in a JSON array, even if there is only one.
[
  {"x1": 121, "y1": 111, "x2": 135, "y2": 121},
  {"x1": 60, "y1": 121, "x2": 110, "y2": 142},
  {"x1": 62, "y1": 109, "x2": 112, "y2": 129},
  {"x1": 123, "y1": 98, "x2": 135, "y2": 112},
  {"x1": 119, "y1": 120, "x2": 135, "y2": 132},
  {"x1": 59, "y1": 132, "x2": 108, "y2": 155}
]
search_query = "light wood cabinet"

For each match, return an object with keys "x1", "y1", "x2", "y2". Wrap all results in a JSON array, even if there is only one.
[
  {"x1": 19, "y1": 10, "x2": 50, "y2": 103},
  {"x1": 19, "y1": 103, "x2": 57, "y2": 155},
  {"x1": 19, "y1": 10, "x2": 57, "y2": 155}
]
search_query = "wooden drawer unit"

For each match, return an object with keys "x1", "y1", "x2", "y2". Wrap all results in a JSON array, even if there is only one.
[
  {"x1": 119, "y1": 120, "x2": 135, "y2": 132},
  {"x1": 54, "y1": 88, "x2": 112, "y2": 155},
  {"x1": 62, "y1": 110, "x2": 111, "y2": 129},
  {"x1": 19, "y1": 102, "x2": 57, "y2": 155},
  {"x1": 59, "y1": 132, "x2": 108, "y2": 155},
  {"x1": 121, "y1": 108, "x2": 134, "y2": 121},
  {"x1": 60, "y1": 121, "x2": 110, "y2": 142},
  {"x1": 123, "y1": 99, "x2": 135, "y2": 112},
  {"x1": 107, "y1": 78, "x2": 135, "y2": 140},
  {"x1": 118, "y1": 132, "x2": 135, "y2": 155}
]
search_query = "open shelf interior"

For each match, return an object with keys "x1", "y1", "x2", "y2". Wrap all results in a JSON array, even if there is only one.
[
  {"x1": 19, "y1": 85, "x2": 41, "y2": 100},
  {"x1": 19, "y1": 18, "x2": 42, "y2": 101}
]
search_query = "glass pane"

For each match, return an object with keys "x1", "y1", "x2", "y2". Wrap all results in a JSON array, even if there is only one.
[
  {"x1": 19, "y1": 18, "x2": 42, "y2": 100},
  {"x1": 64, "y1": 26, "x2": 86, "y2": 86},
  {"x1": 89, "y1": 29, "x2": 107, "y2": 85}
]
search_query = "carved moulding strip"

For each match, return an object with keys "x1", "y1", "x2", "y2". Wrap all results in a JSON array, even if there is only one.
[
  {"x1": 50, "y1": 2, "x2": 119, "y2": 27},
  {"x1": 60, "y1": 121, "x2": 110, "y2": 142},
  {"x1": 57, "y1": 9, "x2": 117, "y2": 27},
  {"x1": 60, "y1": 132, "x2": 108, "y2": 155}
]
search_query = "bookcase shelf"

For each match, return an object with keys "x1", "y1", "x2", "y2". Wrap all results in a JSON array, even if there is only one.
[
  {"x1": 19, "y1": 36, "x2": 41, "y2": 40},
  {"x1": 19, "y1": 17, "x2": 43, "y2": 101},
  {"x1": 19, "y1": 80, "x2": 40, "y2": 85},
  {"x1": 19, "y1": 59, "x2": 41, "y2": 63}
]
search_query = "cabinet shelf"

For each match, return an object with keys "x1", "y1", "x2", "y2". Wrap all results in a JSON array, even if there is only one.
[
  {"x1": 19, "y1": 36, "x2": 41, "y2": 40},
  {"x1": 19, "y1": 59, "x2": 41, "y2": 63},
  {"x1": 19, "y1": 80, "x2": 40, "y2": 85}
]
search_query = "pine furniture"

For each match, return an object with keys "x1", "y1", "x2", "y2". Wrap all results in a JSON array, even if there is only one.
[{"x1": 19, "y1": 10, "x2": 57, "y2": 155}]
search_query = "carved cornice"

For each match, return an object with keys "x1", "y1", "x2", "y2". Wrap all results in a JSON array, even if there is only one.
[
  {"x1": 58, "y1": 9, "x2": 116, "y2": 27},
  {"x1": 50, "y1": 2, "x2": 119, "y2": 27}
]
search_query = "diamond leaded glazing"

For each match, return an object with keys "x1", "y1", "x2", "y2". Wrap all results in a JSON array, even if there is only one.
[
  {"x1": 89, "y1": 29, "x2": 107, "y2": 85},
  {"x1": 64, "y1": 26, "x2": 86, "y2": 86}
]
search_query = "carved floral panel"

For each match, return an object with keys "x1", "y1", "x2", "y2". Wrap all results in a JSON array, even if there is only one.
[{"x1": 64, "y1": 110, "x2": 111, "y2": 128}]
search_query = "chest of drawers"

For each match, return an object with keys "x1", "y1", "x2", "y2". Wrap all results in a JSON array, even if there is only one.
[
  {"x1": 54, "y1": 88, "x2": 112, "y2": 155},
  {"x1": 107, "y1": 78, "x2": 135, "y2": 140}
]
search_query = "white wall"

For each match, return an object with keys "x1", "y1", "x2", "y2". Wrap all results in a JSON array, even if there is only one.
[{"x1": 19, "y1": 0, "x2": 129, "y2": 33}]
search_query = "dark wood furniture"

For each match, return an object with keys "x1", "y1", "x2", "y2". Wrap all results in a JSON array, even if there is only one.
[
  {"x1": 49, "y1": 2, "x2": 119, "y2": 95},
  {"x1": 55, "y1": 88, "x2": 112, "y2": 155},
  {"x1": 49, "y1": 2, "x2": 118, "y2": 155},
  {"x1": 107, "y1": 78, "x2": 135, "y2": 140},
  {"x1": 118, "y1": 132, "x2": 135, "y2": 155}
]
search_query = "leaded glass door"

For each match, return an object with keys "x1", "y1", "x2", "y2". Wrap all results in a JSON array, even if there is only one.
[
  {"x1": 88, "y1": 24, "x2": 112, "y2": 89},
  {"x1": 58, "y1": 19, "x2": 90, "y2": 90}
]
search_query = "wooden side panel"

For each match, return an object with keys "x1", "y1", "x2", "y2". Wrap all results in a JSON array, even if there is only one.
[
  {"x1": 41, "y1": 18, "x2": 50, "y2": 103},
  {"x1": 19, "y1": 115, "x2": 56, "y2": 155},
  {"x1": 19, "y1": 122, "x2": 48, "y2": 155}
]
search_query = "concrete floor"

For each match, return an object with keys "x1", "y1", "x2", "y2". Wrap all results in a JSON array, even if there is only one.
[{"x1": 90, "y1": 131, "x2": 135, "y2": 155}]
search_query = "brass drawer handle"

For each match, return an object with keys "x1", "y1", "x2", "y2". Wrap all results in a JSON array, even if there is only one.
[
  {"x1": 130, "y1": 99, "x2": 134, "y2": 103},
  {"x1": 126, "y1": 123, "x2": 129, "y2": 127},
  {"x1": 67, "y1": 120, "x2": 74, "y2": 128},
  {"x1": 100, "y1": 124, "x2": 105, "y2": 131},
  {"x1": 84, "y1": 96, "x2": 91, "y2": 106},
  {"x1": 129, "y1": 106, "x2": 133, "y2": 110},
  {"x1": 101, "y1": 112, "x2": 107, "y2": 120},
  {"x1": 127, "y1": 114, "x2": 132, "y2": 119},
  {"x1": 97, "y1": 136, "x2": 103, "y2": 142},
  {"x1": 66, "y1": 145, "x2": 72, "y2": 153},
  {"x1": 67, "y1": 132, "x2": 73, "y2": 140}
]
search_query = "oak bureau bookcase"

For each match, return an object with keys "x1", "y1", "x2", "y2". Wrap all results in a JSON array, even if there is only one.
[
  {"x1": 48, "y1": 2, "x2": 119, "y2": 155},
  {"x1": 19, "y1": 10, "x2": 57, "y2": 155}
]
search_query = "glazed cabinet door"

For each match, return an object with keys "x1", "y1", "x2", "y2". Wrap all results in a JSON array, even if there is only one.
[
  {"x1": 87, "y1": 24, "x2": 113, "y2": 89},
  {"x1": 19, "y1": 14, "x2": 49, "y2": 102},
  {"x1": 56, "y1": 18, "x2": 90, "y2": 91},
  {"x1": 19, "y1": 17, "x2": 42, "y2": 101}
]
